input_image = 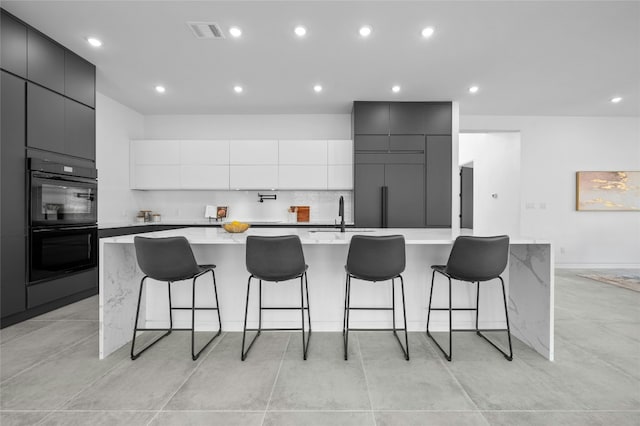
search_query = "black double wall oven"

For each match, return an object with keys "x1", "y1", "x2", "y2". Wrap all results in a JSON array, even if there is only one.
[{"x1": 28, "y1": 159, "x2": 98, "y2": 284}]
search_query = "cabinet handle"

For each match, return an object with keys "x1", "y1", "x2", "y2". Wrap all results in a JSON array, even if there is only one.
[{"x1": 381, "y1": 186, "x2": 388, "y2": 228}]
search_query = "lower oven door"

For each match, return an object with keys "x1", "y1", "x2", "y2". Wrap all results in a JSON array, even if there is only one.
[{"x1": 29, "y1": 226, "x2": 98, "y2": 284}]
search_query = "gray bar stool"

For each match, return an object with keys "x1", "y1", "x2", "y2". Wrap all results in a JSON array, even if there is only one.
[
  {"x1": 426, "y1": 235, "x2": 513, "y2": 361},
  {"x1": 131, "y1": 236, "x2": 222, "y2": 361},
  {"x1": 241, "y1": 235, "x2": 311, "y2": 360},
  {"x1": 343, "y1": 235, "x2": 409, "y2": 361}
]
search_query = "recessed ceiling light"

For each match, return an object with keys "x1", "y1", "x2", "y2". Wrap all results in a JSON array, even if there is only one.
[
  {"x1": 392, "y1": 85, "x2": 401, "y2": 93},
  {"x1": 359, "y1": 26, "x2": 372, "y2": 37},
  {"x1": 229, "y1": 26, "x2": 242, "y2": 38},
  {"x1": 469, "y1": 85, "x2": 479, "y2": 94},
  {"x1": 233, "y1": 85, "x2": 243, "y2": 94},
  {"x1": 155, "y1": 85, "x2": 166, "y2": 94},
  {"x1": 313, "y1": 84, "x2": 323, "y2": 93},
  {"x1": 610, "y1": 96, "x2": 622, "y2": 103},
  {"x1": 294, "y1": 26, "x2": 307, "y2": 37},
  {"x1": 421, "y1": 27, "x2": 435, "y2": 38},
  {"x1": 86, "y1": 37, "x2": 102, "y2": 47}
]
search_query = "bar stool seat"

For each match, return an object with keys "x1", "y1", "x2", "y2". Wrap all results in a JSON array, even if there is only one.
[
  {"x1": 426, "y1": 235, "x2": 513, "y2": 361},
  {"x1": 343, "y1": 235, "x2": 409, "y2": 361},
  {"x1": 131, "y1": 236, "x2": 222, "y2": 361},
  {"x1": 241, "y1": 235, "x2": 311, "y2": 360}
]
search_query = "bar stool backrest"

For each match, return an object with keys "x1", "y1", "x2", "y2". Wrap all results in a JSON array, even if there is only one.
[
  {"x1": 134, "y1": 236, "x2": 201, "y2": 282},
  {"x1": 346, "y1": 235, "x2": 406, "y2": 281},
  {"x1": 246, "y1": 235, "x2": 306, "y2": 281},
  {"x1": 445, "y1": 235, "x2": 510, "y2": 282}
]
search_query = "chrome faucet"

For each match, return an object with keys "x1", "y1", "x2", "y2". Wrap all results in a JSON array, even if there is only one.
[{"x1": 338, "y1": 196, "x2": 345, "y2": 233}]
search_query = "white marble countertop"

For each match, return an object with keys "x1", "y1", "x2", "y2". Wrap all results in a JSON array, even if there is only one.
[
  {"x1": 100, "y1": 226, "x2": 549, "y2": 245},
  {"x1": 98, "y1": 220, "x2": 349, "y2": 229}
]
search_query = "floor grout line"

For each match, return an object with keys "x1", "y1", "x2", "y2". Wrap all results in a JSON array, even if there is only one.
[
  {"x1": 1, "y1": 330, "x2": 99, "y2": 385},
  {"x1": 260, "y1": 333, "x2": 292, "y2": 426},
  {"x1": 354, "y1": 333, "x2": 377, "y2": 426},
  {"x1": 144, "y1": 331, "x2": 229, "y2": 426}
]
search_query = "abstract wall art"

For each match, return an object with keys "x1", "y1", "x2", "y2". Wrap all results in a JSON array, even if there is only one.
[{"x1": 576, "y1": 171, "x2": 640, "y2": 211}]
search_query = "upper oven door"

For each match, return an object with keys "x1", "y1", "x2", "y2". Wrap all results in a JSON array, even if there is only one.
[{"x1": 30, "y1": 172, "x2": 97, "y2": 227}]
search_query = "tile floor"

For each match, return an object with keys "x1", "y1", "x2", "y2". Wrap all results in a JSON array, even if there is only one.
[{"x1": 0, "y1": 269, "x2": 638, "y2": 425}]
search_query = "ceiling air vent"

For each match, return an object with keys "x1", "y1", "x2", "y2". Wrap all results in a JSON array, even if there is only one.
[{"x1": 187, "y1": 22, "x2": 225, "y2": 39}]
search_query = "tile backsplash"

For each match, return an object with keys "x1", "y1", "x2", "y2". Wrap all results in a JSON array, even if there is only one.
[{"x1": 127, "y1": 190, "x2": 353, "y2": 223}]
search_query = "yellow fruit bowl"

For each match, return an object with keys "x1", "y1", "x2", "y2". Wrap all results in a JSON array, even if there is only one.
[{"x1": 223, "y1": 221, "x2": 250, "y2": 233}]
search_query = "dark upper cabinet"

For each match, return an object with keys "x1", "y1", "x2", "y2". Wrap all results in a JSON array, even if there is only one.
[
  {"x1": 65, "y1": 51, "x2": 95, "y2": 107},
  {"x1": 65, "y1": 98, "x2": 95, "y2": 160},
  {"x1": 353, "y1": 102, "x2": 389, "y2": 135},
  {"x1": 1, "y1": 71, "x2": 27, "y2": 318},
  {"x1": 426, "y1": 135, "x2": 452, "y2": 227},
  {"x1": 389, "y1": 135, "x2": 424, "y2": 151},
  {"x1": 27, "y1": 28, "x2": 65, "y2": 93},
  {"x1": 389, "y1": 102, "x2": 425, "y2": 134},
  {"x1": 354, "y1": 164, "x2": 385, "y2": 228},
  {"x1": 386, "y1": 164, "x2": 425, "y2": 227},
  {"x1": 27, "y1": 83, "x2": 65, "y2": 153},
  {"x1": 422, "y1": 102, "x2": 452, "y2": 135},
  {"x1": 354, "y1": 135, "x2": 389, "y2": 151},
  {"x1": 1, "y1": 11, "x2": 27, "y2": 77}
]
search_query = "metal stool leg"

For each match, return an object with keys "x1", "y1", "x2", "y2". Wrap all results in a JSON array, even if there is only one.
[
  {"x1": 300, "y1": 273, "x2": 311, "y2": 360},
  {"x1": 343, "y1": 274, "x2": 352, "y2": 360},
  {"x1": 131, "y1": 276, "x2": 172, "y2": 360},
  {"x1": 476, "y1": 277, "x2": 514, "y2": 360},
  {"x1": 392, "y1": 275, "x2": 410, "y2": 360},
  {"x1": 241, "y1": 275, "x2": 261, "y2": 361},
  {"x1": 342, "y1": 273, "x2": 349, "y2": 336},
  {"x1": 426, "y1": 271, "x2": 453, "y2": 361},
  {"x1": 190, "y1": 270, "x2": 222, "y2": 361}
]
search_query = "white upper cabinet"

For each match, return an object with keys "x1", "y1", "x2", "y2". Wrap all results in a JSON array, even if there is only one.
[
  {"x1": 328, "y1": 140, "x2": 353, "y2": 164},
  {"x1": 130, "y1": 139, "x2": 353, "y2": 190},
  {"x1": 279, "y1": 140, "x2": 328, "y2": 165},
  {"x1": 180, "y1": 140, "x2": 229, "y2": 165},
  {"x1": 229, "y1": 140, "x2": 278, "y2": 164}
]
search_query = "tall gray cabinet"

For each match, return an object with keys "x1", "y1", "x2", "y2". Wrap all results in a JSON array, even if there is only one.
[{"x1": 353, "y1": 101, "x2": 452, "y2": 228}]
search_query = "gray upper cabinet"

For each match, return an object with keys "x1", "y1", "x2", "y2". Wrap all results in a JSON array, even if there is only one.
[
  {"x1": 353, "y1": 102, "x2": 389, "y2": 135},
  {"x1": 426, "y1": 135, "x2": 452, "y2": 226},
  {"x1": 65, "y1": 50, "x2": 95, "y2": 107},
  {"x1": 386, "y1": 164, "x2": 425, "y2": 227},
  {"x1": 389, "y1": 102, "x2": 424, "y2": 134},
  {"x1": 1, "y1": 11, "x2": 27, "y2": 77},
  {"x1": 27, "y1": 28, "x2": 65, "y2": 93},
  {"x1": 27, "y1": 82, "x2": 65, "y2": 153},
  {"x1": 422, "y1": 102, "x2": 452, "y2": 135},
  {"x1": 354, "y1": 135, "x2": 389, "y2": 151},
  {"x1": 65, "y1": 98, "x2": 95, "y2": 159}
]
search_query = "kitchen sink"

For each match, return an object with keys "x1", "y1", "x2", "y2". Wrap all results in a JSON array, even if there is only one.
[{"x1": 309, "y1": 228, "x2": 375, "y2": 233}]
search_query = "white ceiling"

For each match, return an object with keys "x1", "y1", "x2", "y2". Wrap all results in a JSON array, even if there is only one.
[{"x1": 3, "y1": 1, "x2": 639, "y2": 117}]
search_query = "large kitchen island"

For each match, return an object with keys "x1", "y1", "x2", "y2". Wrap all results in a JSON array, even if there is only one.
[{"x1": 100, "y1": 227, "x2": 554, "y2": 360}]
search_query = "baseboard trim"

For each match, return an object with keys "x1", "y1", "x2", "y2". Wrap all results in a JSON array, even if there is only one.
[{"x1": 556, "y1": 264, "x2": 640, "y2": 269}]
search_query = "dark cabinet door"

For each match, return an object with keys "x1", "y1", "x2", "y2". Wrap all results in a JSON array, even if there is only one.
[
  {"x1": 355, "y1": 164, "x2": 385, "y2": 228},
  {"x1": 386, "y1": 164, "x2": 425, "y2": 228},
  {"x1": 426, "y1": 135, "x2": 452, "y2": 226},
  {"x1": 65, "y1": 51, "x2": 95, "y2": 107},
  {"x1": 27, "y1": 83, "x2": 65, "y2": 153},
  {"x1": 27, "y1": 28, "x2": 64, "y2": 93},
  {"x1": 389, "y1": 102, "x2": 424, "y2": 134},
  {"x1": 389, "y1": 135, "x2": 424, "y2": 152},
  {"x1": 65, "y1": 99, "x2": 95, "y2": 159},
  {"x1": 353, "y1": 102, "x2": 389, "y2": 135},
  {"x1": 1, "y1": 71, "x2": 27, "y2": 318},
  {"x1": 423, "y1": 102, "x2": 452, "y2": 135},
  {"x1": 1, "y1": 11, "x2": 27, "y2": 77},
  {"x1": 354, "y1": 135, "x2": 389, "y2": 152}
]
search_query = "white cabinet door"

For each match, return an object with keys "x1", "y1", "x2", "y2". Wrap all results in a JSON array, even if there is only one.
[
  {"x1": 229, "y1": 165, "x2": 278, "y2": 189},
  {"x1": 279, "y1": 165, "x2": 328, "y2": 189},
  {"x1": 229, "y1": 140, "x2": 278, "y2": 164},
  {"x1": 180, "y1": 140, "x2": 229, "y2": 165},
  {"x1": 133, "y1": 165, "x2": 181, "y2": 189},
  {"x1": 328, "y1": 165, "x2": 353, "y2": 189},
  {"x1": 131, "y1": 140, "x2": 180, "y2": 165},
  {"x1": 279, "y1": 140, "x2": 327, "y2": 165},
  {"x1": 328, "y1": 140, "x2": 353, "y2": 164},
  {"x1": 181, "y1": 165, "x2": 229, "y2": 189}
]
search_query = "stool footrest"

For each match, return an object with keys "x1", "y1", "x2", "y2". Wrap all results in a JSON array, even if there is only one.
[
  {"x1": 171, "y1": 307, "x2": 219, "y2": 310},
  {"x1": 428, "y1": 307, "x2": 478, "y2": 311},
  {"x1": 260, "y1": 306, "x2": 309, "y2": 310},
  {"x1": 348, "y1": 307, "x2": 393, "y2": 311},
  {"x1": 348, "y1": 328, "x2": 407, "y2": 332}
]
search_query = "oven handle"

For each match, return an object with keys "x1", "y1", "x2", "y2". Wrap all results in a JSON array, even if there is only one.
[
  {"x1": 32, "y1": 226, "x2": 98, "y2": 233},
  {"x1": 31, "y1": 172, "x2": 97, "y2": 185}
]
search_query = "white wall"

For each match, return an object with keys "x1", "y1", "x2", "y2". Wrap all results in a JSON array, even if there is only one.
[
  {"x1": 95, "y1": 92, "x2": 144, "y2": 223},
  {"x1": 461, "y1": 115, "x2": 640, "y2": 267},
  {"x1": 459, "y1": 132, "x2": 521, "y2": 236}
]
